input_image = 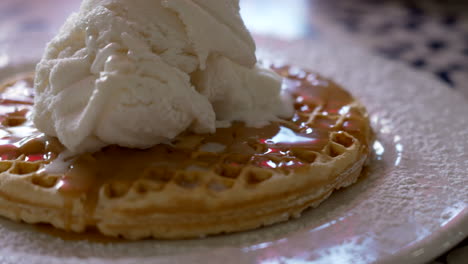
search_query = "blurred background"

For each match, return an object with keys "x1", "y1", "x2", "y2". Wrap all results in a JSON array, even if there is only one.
[
  {"x1": 0, "y1": 0, "x2": 467, "y2": 96},
  {"x1": 0, "y1": 0, "x2": 467, "y2": 263}
]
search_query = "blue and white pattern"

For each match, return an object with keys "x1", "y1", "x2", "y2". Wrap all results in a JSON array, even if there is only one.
[{"x1": 314, "y1": 0, "x2": 468, "y2": 95}]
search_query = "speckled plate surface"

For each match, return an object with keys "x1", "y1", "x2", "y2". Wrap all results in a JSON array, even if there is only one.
[{"x1": 0, "y1": 35, "x2": 467, "y2": 264}]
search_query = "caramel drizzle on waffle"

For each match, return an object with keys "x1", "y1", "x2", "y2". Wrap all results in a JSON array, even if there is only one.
[{"x1": 0, "y1": 67, "x2": 371, "y2": 229}]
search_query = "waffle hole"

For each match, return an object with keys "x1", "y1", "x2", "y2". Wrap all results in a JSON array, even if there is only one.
[
  {"x1": 133, "y1": 179, "x2": 164, "y2": 195},
  {"x1": 246, "y1": 168, "x2": 273, "y2": 185},
  {"x1": 207, "y1": 178, "x2": 234, "y2": 192},
  {"x1": 332, "y1": 132, "x2": 355, "y2": 148},
  {"x1": 224, "y1": 154, "x2": 250, "y2": 165},
  {"x1": 31, "y1": 175, "x2": 59, "y2": 188},
  {"x1": 291, "y1": 149, "x2": 317, "y2": 163},
  {"x1": 194, "y1": 152, "x2": 219, "y2": 164},
  {"x1": 314, "y1": 116, "x2": 337, "y2": 128},
  {"x1": 19, "y1": 139, "x2": 45, "y2": 154},
  {"x1": 174, "y1": 172, "x2": 200, "y2": 189},
  {"x1": 103, "y1": 182, "x2": 131, "y2": 199},
  {"x1": 134, "y1": 182, "x2": 149, "y2": 195},
  {"x1": 143, "y1": 167, "x2": 175, "y2": 184},
  {"x1": 328, "y1": 143, "x2": 346, "y2": 158},
  {"x1": 10, "y1": 162, "x2": 40, "y2": 175},
  {"x1": 0, "y1": 162, "x2": 13, "y2": 173},
  {"x1": 215, "y1": 164, "x2": 242, "y2": 179},
  {"x1": 3, "y1": 116, "x2": 27, "y2": 127},
  {"x1": 247, "y1": 140, "x2": 268, "y2": 153}
]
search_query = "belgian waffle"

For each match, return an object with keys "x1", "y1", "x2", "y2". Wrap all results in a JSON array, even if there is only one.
[{"x1": 0, "y1": 66, "x2": 373, "y2": 239}]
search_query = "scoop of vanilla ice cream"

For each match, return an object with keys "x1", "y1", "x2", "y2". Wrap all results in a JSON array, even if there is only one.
[{"x1": 33, "y1": 0, "x2": 293, "y2": 154}]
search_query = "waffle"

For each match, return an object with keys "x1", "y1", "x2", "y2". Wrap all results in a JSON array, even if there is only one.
[{"x1": 0, "y1": 66, "x2": 373, "y2": 239}]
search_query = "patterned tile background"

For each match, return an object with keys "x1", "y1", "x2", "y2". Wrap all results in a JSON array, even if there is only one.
[
  {"x1": 0, "y1": 0, "x2": 466, "y2": 263},
  {"x1": 311, "y1": 0, "x2": 468, "y2": 98}
]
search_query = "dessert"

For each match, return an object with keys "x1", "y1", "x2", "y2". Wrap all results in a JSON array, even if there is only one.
[
  {"x1": 0, "y1": 67, "x2": 372, "y2": 239},
  {"x1": 0, "y1": 0, "x2": 373, "y2": 240}
]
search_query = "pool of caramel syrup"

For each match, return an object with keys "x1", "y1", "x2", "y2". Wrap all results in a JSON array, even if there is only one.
[{"x1": 0, "y1": 66, "x2": 369, "y2": 197}]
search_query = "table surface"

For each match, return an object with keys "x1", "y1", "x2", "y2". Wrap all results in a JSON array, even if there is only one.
[{"x1": 0, "y1": 0, "x2": 467, "y2": 263}]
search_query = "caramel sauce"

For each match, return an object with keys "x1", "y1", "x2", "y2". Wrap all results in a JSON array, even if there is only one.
[{"x1": 0, "y1": 67, "x2": 370, "y2": 232}]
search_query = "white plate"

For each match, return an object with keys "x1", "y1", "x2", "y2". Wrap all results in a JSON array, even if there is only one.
[{"x1": 0, "y1": 34, "x2": 467, "y2": 264}]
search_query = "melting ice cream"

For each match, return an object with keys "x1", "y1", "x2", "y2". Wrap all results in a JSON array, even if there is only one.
[{"x1": 33, "y1": 0, "x2": 293, "y2": 153}]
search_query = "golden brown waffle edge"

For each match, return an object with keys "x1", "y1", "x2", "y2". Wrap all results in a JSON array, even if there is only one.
[{"x1": 0, "y1": 66, "x2": 373, "y2": 239}]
